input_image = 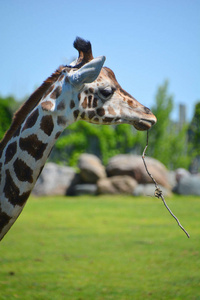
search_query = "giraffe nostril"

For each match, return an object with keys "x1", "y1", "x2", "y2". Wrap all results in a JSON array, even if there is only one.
[{"x1": 144, "y1": 106, "x2": 152, "y2": 114}]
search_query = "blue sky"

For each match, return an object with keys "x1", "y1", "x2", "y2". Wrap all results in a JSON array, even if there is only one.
[{"x1": 0, "y1": 0, "x2": 199, "y2": 121}]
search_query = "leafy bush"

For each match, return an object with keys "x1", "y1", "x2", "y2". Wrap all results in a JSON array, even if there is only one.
[
  {"x1": 0, "y1": 96, "x2": 17, "y2": 140},
  {"x1": 53, "y1": 121, "x2": 144, "y2": 166}
]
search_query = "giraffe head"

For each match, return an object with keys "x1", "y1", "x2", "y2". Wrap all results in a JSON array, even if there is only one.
[
  {"x1": 0, "y1": 37, "x2": 157, "y2": 155},
  {"x1": 60, "y1": 37, "x2": 157, "y2": 130}
]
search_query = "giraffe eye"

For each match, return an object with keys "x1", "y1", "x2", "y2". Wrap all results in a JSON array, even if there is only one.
[{"x1": 98, "y1": 87, "x2": 115, "y2": 99}]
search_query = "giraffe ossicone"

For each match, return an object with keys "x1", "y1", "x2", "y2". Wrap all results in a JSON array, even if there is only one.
[{"x1": 0, "y1": 37, "x2": 157, "y2": 241}]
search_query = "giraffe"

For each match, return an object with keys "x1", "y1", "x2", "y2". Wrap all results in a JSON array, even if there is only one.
[{"x1": 0, "y1": 37, "x2": 157, "y2": 241}]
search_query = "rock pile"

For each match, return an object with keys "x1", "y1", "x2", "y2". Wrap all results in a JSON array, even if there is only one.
[
  {"x1": 32, "y1": 163, "x2": 76, "y2": 196},
  {"x1": 173, "y1": 168, "x2": 200, "y2": 196},
  {"x1": 78, "y1": 154, "x2": 106, "y2": 183},
  {"x1": 97, "y1": 175, "x2": 138, "y2": 194},
  {"x1": 32, "y1": 153, "x2": 178, "y2": 197},
  {"x1": 106, "y1": 155, "x2": 170, "y2": 188},
  {"x1": 32, "y1": 154, "x2": 200, "y2": 197}
]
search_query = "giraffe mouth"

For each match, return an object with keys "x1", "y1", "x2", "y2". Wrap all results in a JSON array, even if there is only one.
[{"x1": 133, "y1": 119, "x2": 156, "y2": 131}]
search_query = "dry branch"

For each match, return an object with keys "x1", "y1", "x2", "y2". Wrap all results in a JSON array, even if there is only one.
[{"x1": 142, "y1": 131, "x2": 190, "y2": 238}]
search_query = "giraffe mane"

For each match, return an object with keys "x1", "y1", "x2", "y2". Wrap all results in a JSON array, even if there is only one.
[{"x1": 0, "y1": 66, "x2": 64, "y2": 152}]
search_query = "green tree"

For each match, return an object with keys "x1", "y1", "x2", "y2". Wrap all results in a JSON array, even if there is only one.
[
  {"x1": 188, "y1": 102, "x2": 200, "y2": 153},
  {"x1": 146, "y1": 80, "x2": 173, "y2": 164},
  {"x1": 0, "y1": 96, "x2": 17, "y2": 140},
  {"x1": 188, "y1": 102, "x2": 200, "y2": 172},
  {"x1": 147, "y1": 81, "x2": 191, "y2": 169}
]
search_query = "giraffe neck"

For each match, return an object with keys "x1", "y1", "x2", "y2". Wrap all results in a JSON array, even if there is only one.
[{"x1": 0, "y1": 74, "x2": 76, "y2": 240}]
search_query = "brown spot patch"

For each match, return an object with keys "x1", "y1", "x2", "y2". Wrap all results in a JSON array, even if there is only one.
[
  {"x1": 13, "y1": 125, "x2": 22, "y2": 138},
  {"x1": 97, "y1": 76, "x2": 103, "y2": 82},
  {"x1": 88, "y1": 111, "x2": 95, "y2": 120},
  {"x1": 89, "y1": 88, "x2": 94, "y2": 93},
  {"x1": 73, "y1": 110, "x2": 79, "y2": 119},
  {"x1": 97, "y1": 108, "x2": 105, "y2": 117},
  {"x1": 115, "y1": 117, "x2": 121, "y2": 122},
  {"x1": 0, "y1": 208, "x2": 11, "y2": 232},
  {"x1": 70, "y1": 100, "x2": 75, "y2": 109},
  {"x1": 57, "y1": 101, "x2": 65, "y2": 111},
  {"x1": 93, "y1": 98, "x2": 98, "y2": 108},
  {"x1": 13, "y1": 158, "x2": 33, "y2": 183},
  {"x1": 65, "y1": 76, "x2": 69, "y2": 84},
  {"x1": 78, "y1": 93, "x2": 81, "y2": 101},
  {"x1": 127, "y1": 100, "x2": 136, "y2": 108},
  {"x1": 3, "y1": 169, "x2": 30, "y2": 206},
  {"x1": 80, "y1": 112, "x2": 86, "y2": 119},
  {"x1": 40, "y1": 115, "x2": 54, "y2": 136},
  {"x1": 82, "y1": 97, "x2": 87, "y2": 109},
  {"x1": 103, "y1": 117, "x2": 114, "y2": 123},
  {"x1": 22, "y1": 109, "x2": 39, "y2": 131},
  {"x1": 50, "y1": 86, "x2": 62, "y2": 99},
  {"x1": 57, "y1": 116, "x2": 67, "y2": 127},
  {"x1": 55, "y1": 131, "x2": 62, "y2": 139},
  {"x1": 19, "y1": 134, "x2": 47, "y2": 161},
  {"x1": 88, "y1": 95, "x2": 92, "y2": 108},
  {"x1": 5, "y1": 141, "x2": 17, "y2": 164},
  {"x1": 41, "y1": 101, "x2": 54, "y2": 111},
  {"x1": 93, "y1": 117, "x2": 99, "y2": 122},
  {"x1": 108, "y1": 106, "x2": 116, "y2": 116}
]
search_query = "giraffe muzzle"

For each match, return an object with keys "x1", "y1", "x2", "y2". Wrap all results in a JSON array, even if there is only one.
[{"x1": 133, "y1": 117, "x2": 157, "y2": 131}]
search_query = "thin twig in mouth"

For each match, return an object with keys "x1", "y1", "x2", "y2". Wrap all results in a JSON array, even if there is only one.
[{"x1": 142, "y1": 131, "x2": 190, "y2": 238}]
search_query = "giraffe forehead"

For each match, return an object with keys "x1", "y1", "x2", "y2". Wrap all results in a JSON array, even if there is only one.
[
  {"x1": 101, "y1": 68, "x2": 140, "y2": 104},
  {"x1": 100, "y1": 67, "x2": 119, "y2": 86},
  {"x1": 96, "y1": 76, "x2": 114, "y2": 88},
  {"x1": 81, "y1": 67, "x2": 117, "y2": 90}
]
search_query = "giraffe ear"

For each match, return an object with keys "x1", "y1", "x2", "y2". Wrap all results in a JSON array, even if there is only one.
[{"x1": 69, "y1": 56, "x2": 106, "y2": 88}]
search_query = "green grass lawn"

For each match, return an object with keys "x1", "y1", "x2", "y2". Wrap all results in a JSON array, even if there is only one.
[{"x1": 0, "y1": 195, "x2": 200, "y2": 300}]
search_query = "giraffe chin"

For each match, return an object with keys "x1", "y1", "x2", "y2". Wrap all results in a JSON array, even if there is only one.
[{"x1": 133, "y1": 120, "x2": 153, "y2": 131}]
